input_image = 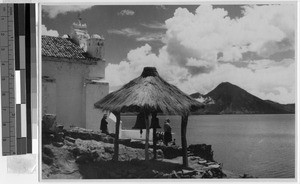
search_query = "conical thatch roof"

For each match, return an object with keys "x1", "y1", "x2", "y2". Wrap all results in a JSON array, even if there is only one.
[{"x1": 95, "y1": 67, "x2": 204, "y2": 115}]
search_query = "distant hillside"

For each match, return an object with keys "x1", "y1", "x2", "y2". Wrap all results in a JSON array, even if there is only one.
[
  {"x1": 190, "y1": 82, "x2": 295, "y2": 114},
  {"x1": 264, "y1": 100, "x2": 295, "y2": 113}
]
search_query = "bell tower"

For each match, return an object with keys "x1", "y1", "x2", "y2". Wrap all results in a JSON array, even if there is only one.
[
  {"x1": 70, "y1": 13, "x2": 90, "y2": 51},
  {"x1": 87, "y1": 34, "x2": 104, "y2": 59}
]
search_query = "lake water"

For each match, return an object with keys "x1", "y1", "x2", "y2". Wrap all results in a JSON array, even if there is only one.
[{"x1": 121, "y1": 114, "x2": 295, "y2": 178}]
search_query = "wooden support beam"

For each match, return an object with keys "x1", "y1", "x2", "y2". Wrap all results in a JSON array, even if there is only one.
[
  {"x1": 151, "y1": 112, "x2": 158, "y2": 159},
  {"x1": 181, "y1": 114, "x2": 189, "y2": 167},
  {"x1": 153, "y1": 127, "x2": 157, "y2": 159},
  {"x1": 145, "y1": 113, "x2": 150, "y2": 161},
  {"x1": 112, "y1": 112, "x2": 121, "y2": 161}
]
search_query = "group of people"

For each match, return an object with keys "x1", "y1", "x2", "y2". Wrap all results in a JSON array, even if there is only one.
[{"x1": 100, "y1": 114, "x2": 173, "y2": 146}]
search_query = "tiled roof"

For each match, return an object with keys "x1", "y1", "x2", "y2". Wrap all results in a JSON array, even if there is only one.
[{"x1": 42, "y1": 35, "x2": 98, "y2": 63}]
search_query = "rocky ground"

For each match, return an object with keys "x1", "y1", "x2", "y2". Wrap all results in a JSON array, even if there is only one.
[{"x1": 42, "y1": 115, "x2": 244, "y2": 179}]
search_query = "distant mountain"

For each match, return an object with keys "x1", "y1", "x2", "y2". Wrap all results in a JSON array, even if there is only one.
[{"x1": 190, "y1": 82, "x2": 295, "y2": 114}]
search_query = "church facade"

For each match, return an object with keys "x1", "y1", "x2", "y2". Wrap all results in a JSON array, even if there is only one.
[{"x1": 42, "y1": 19, "x2": 109, "y2": 131}]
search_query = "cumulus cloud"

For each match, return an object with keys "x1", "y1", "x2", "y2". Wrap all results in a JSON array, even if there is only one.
[
  {"x1": 118, "y1": 9, "x2": 135, "y2": 16},
  {"x1": 164, "y1": 4, "x2": 295, "y2": 73},
  {"x1": 106, "y1": 45, "x2": 190, "y2": 89},
  {"x1": 105, "y1": 4, "x2": 296, "y2": 104},
  {"x1": 41, "y1": 24, "x2": 59, "y2": 37},
  {"x1": 42, "y1": 5, "x2": 93, "y2": 19},
  {"x1": 186, "y1": 58, "x2": 212, "y2": 68}
]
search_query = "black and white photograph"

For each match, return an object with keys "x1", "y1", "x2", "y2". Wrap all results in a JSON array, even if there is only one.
[{"x1": 41, "y1": 2, "x2": 296, "y2": 179}]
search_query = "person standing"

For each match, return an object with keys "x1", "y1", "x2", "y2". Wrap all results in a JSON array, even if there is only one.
[
  {"x1": 100, "y1": 114, "x2": 109, "y2": 134},
  {"x1": 164, "y1": 119, "x2": 172, "y2": 146}
]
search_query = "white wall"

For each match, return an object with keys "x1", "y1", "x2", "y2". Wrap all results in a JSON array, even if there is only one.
[
  {"x1": 43, "y1": 60, "x2": 87, "y2": 128},
  {"x1": 88, "y1": 60, "x2": 105, "y2": 79},
  {"x1": 42, "y1": 80, "x2": 56, "y2": 115},
  {"x1": 85, "y1": 81, "x2": 109, "y2": 131},
  {"x1": 42, "y1": 59, "x2": 108, "y2": 130}
]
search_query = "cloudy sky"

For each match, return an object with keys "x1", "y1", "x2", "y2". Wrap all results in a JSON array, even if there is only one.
[{"x1": 42, "y1": 3, "x2": 296, "y2": 104}]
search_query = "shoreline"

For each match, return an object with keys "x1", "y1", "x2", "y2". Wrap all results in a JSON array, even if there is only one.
[{"x1": 42, "y1": 125, "x2": 255, "y2": 179}]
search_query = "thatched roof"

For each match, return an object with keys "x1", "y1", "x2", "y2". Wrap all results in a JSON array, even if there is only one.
[{"x1": 94, "y1": 67, "x2": 204, "y2": 115}]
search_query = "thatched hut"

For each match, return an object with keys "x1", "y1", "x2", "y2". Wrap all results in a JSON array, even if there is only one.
[{"x1": 94, "y1": 67, "x2": 204, "y2": 167}]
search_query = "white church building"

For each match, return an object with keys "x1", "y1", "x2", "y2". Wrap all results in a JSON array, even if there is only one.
[
  {"x1": 42, "y1": 18, "x2": 155, "y2": 140},
  {"x1": 42, "y1": 18, "x2": 109, "y2": 131}
]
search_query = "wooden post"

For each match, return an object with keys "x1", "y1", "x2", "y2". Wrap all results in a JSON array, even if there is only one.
[
  {"x1": 153, "y1": 127, "x2": 157, "y2": 159},
  {"x1": 181, "y1": 114, "x2": 189, "y2": 167},
  {"x1": 152, "y1": 112, "x2": 158, "y2": 159},
  {"x1": 145, "y1": 112, "x2": 150, "y2": 161},
  {"x1": 112, "y1": 112, "x2": 121, "y2": 161}
]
